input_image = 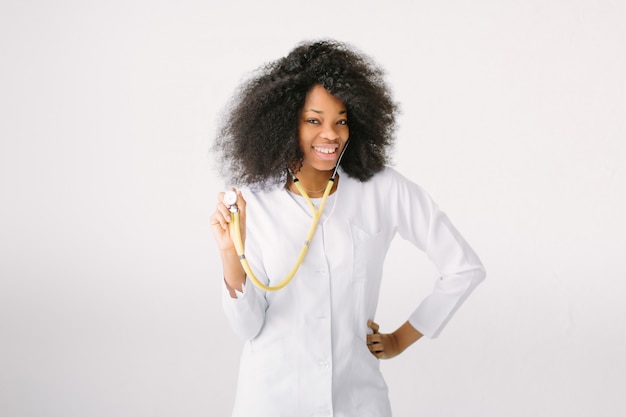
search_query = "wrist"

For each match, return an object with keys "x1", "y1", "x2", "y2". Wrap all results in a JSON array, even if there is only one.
[
  {"x1": 392, "y1": 321, "x2": 424, "y2": 354},
  {"x1": 220, "y1": 247, "x2": 240, "y2": 260}
]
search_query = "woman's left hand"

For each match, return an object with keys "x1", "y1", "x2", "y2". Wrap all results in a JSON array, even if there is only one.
[
  {"x1": 366, "y1": 320, "x2": 400, "y2": 359},
  {"x1": 366, "y1": 320, "x2": 424, "y2": 359}
]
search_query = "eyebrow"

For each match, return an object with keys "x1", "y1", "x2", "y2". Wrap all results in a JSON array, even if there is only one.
[{"x1": 304, "y1": 108, "x2": 347, "y2": 115}]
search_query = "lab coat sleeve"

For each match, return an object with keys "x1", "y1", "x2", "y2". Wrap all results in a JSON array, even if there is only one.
[
  {"x1": 220, "y1": 188, "x2": 271, "y2": 341},
  {"x1": 221, "y1": 243, "x2": 269, "y2": 340},
  {"x1": 389, "y1": 169, "x2": 486, "y2": 338},
  {"x1": 222, "y1": 278, "x2": 267, "y2": 340}
]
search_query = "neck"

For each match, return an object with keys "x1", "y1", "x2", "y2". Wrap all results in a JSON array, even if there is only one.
[{"x1": 287, "y1": 169, "x2": 338, "y2": 197}]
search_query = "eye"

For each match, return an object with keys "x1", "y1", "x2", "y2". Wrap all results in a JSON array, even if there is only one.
[
  {"x1": 306, "y1": 118, "x2": 320, "y2": 124},
  {"x1": 337, "y1": 119, "x2": 348, "y2": 125}
]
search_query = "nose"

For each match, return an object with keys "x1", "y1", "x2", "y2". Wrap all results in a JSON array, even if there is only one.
[{"x1": 320, "y1": 122, "x2": 339, "y2": 140}]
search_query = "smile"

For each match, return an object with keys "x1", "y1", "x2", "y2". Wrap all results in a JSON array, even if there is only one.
[{"x1": 313, "y1": 146, "x2": 337, "y2": 154}]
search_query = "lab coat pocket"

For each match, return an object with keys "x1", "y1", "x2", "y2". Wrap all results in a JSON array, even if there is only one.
[
  {"x1": 349, "y1": 222, "x2": 381, "y2": 282},
  {"x1": 241, "y1": 332, "x2": 297, "y2": 411},
  {"x1": 248, "y1": 329, "x2": 296, "y2": 387}
]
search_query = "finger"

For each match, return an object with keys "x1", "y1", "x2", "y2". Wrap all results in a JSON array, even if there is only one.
[
  {"x1": 212, "y1": 194, "x2": 237, "y2": 227},
  {"x1": 367, "y1": 342, "x2": 384, "y2": 359},
  {"x1": 212, "y1": 192, "x2": 231, "y2": 225},
  {"x1": 234, "y1": 190, "x2": 246, "y2": 217},
  {"x1": 212, "y1": 203, "x2": 233, "y2": 230},
  {"x1": 235, "y1": 189, "x2": 246, "y2": 207},
  {"x1": 232, "y1": 190, "x2": 247, "y2": 231},
  {"x1": 367, "y1": 341, "x2": 383, "y2": 352},
  {"x1": 210, "y1": 211, "x2": 229, "y2": 231},
  {"x1": 367, "y1": 320, "x2": 380, "y2": 334},
  {"x1": 366, "y1": 333, "x2": 382, "y2": 344}
]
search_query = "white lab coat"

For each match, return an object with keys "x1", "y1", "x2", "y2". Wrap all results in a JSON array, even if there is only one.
[{"x1": 222, "y1": 167, "x2": 485, "y2": 417}]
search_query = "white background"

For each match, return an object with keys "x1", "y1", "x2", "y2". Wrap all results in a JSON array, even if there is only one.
[{"x1": 1, "y1": 1, "x2": 625, "y2": 416}]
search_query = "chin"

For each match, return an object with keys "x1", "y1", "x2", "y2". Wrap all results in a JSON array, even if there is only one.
[{"x1": 313, "y1": 161, "x2": 338, "y2": 172}]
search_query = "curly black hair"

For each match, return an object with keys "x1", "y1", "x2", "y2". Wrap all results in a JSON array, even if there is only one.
[{"x1": 213, "y1": 39, "x2": 398, "y2": 187}]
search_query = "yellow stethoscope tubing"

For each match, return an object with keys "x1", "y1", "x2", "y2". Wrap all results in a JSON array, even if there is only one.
[{"x1": 229, "y1": 178, "x2": 334, "y2": 292}]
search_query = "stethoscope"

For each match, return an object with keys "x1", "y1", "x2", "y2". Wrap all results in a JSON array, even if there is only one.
[{"x1": 224, "y1": 141, "x2": 349, "y2": 291}]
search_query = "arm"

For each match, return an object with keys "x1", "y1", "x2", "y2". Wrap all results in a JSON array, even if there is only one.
[
  {"x1": 211, "y1": 189, "x2": 266, "y2": 340},
  {"x1": 390, "y1": 169, "x2": 486, "y2": 339},
  {"x1": 220, "y1": 249, "x2": 246, "y2": 298},
  {"x1": 362, "y1": 168, "x2": 485, "y2": 358}
]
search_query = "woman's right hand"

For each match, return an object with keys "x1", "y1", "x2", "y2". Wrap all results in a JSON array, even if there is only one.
[
  {"x1": 210, "y1": 189, "x2": 247, "y2": 252},
  {"x1": 210, "y1": 189, "x2": 248, "y2": 296}
]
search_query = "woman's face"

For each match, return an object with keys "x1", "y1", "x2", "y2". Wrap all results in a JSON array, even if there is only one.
[{"x1": 297, "y1": 84, "x2": 349, "y2": 175}]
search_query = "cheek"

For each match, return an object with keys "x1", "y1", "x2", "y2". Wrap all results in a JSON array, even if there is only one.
[
  {"x1": 297, "y1": 127, "x2": 314, "y2": 147},
  {"x1": 340, "y1": 126, "x2": 350, "y2": 141}
]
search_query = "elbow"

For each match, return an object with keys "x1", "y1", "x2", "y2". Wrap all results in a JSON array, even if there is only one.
[
  {"x1": 470, "y1": 264, "x2": 486, "y2": 291},
  {"x1": 476, "y1": 264, "x2": 486, "y2": 283},
  {"x1": 230, "y1": 318, "x2": 264, "y2": 341},
  {"x1": 222, "y1": 290, "x2": 266, "y2": 341},
  {"x1": 223, "y1": 306, "x2": 265, "y2": 341}
]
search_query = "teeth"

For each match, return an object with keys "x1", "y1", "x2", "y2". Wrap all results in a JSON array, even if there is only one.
[{"x1": 314, "y1": 147, "x2": 336, "y2": 154}]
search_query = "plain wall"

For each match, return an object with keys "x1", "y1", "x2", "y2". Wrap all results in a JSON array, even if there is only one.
[{"x1": 1, "y1": 0, "x2": 625, "y2": 416}]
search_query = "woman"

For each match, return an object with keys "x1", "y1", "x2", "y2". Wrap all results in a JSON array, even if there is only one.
[{"x1": 210, "y1": 39, "x2": 485, "y2": 417}]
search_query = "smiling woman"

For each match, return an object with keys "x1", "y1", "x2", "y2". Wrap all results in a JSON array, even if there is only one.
[
  {"x1": 209, "y1": 39, "x2": 485, "y2": 417},
  {"x1": 289, "y1": 85, "x2": 350, "y2": 197},
  {"x1": 213, "y1": 40, "x2": 397, "y2": 188}
]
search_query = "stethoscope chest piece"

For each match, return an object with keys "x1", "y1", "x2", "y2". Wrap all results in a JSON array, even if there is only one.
[{"x1": 224, "y1": 190, "x2": 238, "y2": 212}]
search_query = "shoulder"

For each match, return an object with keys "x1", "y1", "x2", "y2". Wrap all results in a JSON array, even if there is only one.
[
  {"x1": 356, "y1": 166, "x2": 436, "y2": 213},
  {"x1": 237, "y1": 184, "x2": 286, "y2": 220},
  {"x1": 240, "y1": 183, "x2": 283, "y2": 200},
  {"x1": 360, "y1": 166, "x2": 426, "y2": 194},
  {"x1": 372, "y1": 166, "x2": 406, "y2": 183}
]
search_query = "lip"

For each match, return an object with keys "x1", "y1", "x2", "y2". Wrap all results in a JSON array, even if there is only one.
[{"x1": 312, "y1": 144, "x2": 339, "y2": 160}]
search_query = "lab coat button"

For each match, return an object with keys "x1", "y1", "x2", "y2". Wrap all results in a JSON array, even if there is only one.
[{"x1": 319, "y1": 360, "x2": 330, "y2": 369}]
